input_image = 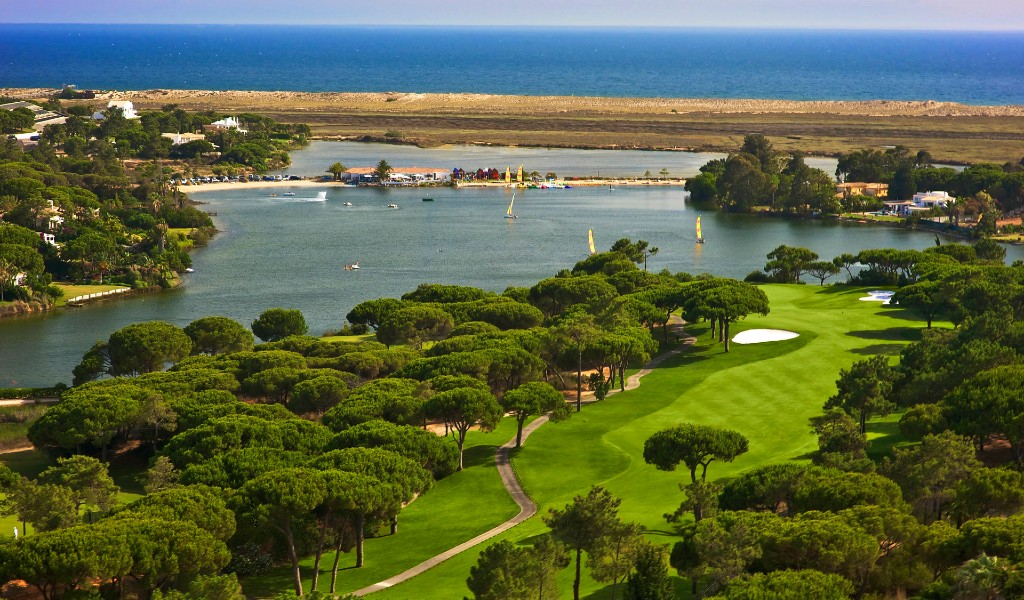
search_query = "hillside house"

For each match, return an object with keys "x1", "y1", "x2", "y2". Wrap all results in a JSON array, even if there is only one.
[{"x1": 93, "y1": 100, "x2": 140, "y2": 120}]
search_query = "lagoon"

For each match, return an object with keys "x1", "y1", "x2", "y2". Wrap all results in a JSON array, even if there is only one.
[{"x1": 0, "y1": 144, "x2": 1005, "y2": 387}]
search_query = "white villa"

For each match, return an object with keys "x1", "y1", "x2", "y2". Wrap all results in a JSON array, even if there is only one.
[
  {"x1": 913, "y1": 191, "x2": 954, "y2": 209},
  {"x1": 883, "y1": 191, "x2": 955, "y2": 217},
  {"x1": 204, "y1": 117, "x2": 248, "y2": 133},
  {"x1": 93, "y1": 100, "x2": 140, "y2": 120}
]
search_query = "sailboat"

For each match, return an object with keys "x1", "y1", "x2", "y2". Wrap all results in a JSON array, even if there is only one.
[
  {"x1": 505, "y1": 193, "x2": 518, "y2": 219},
  {"x1": 588, "y1": 228, "x2": 596, "y2": 255},
  {"x1": 696, "y1": 215, "x2": 705, "y2": 244}
]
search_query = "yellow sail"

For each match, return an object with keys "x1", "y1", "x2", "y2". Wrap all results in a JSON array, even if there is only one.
[
  {"x1": 516, "y1": 165, "x2": 523, "y2": 183},
  {"x1": 696, "y1": 216, "x2": 703, "y2": 242},
  {"x1": 588, "y1": 228, "x2": 596, "y2": 255},
  {"x1": 505, "y1": 167, "x2": 510, "y2": 184}
]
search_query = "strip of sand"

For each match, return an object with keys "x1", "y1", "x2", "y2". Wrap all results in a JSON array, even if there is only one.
[
  {"x1": 183, "y1": 179, "x2": 336, "y2": 193},
  {"x1": 7, "y1": 88, "x2": 1019, "y2": 118},
  {"x1": 6, "y1": 88, "x2": 1023, "y2": 163}
]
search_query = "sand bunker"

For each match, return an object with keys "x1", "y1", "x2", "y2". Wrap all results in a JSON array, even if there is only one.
[
  {"x1": 732, "y1": 329, "x2": 800, "y2": 345},
  {"x1": 859, "y1": 290, "x2": 894, "y2": 305}
]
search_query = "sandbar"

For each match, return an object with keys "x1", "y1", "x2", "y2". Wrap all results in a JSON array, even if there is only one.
[{"x1": 5, "y1": 88, "x2": 1022, "y2": 164}]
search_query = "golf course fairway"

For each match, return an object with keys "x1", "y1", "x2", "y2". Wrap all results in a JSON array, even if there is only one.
[{"x1": 230, "y1": 284, "x2": 930, "y2": 598}]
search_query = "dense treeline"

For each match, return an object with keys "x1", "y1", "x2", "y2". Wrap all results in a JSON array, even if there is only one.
[
  {"x1": 464, "y1": 240, "x2": 1024, "y2": 600},
  {"x1": 684, "y1": 243, "x2": 1024, "y2": 599},
  {"x1": 0, "y1": 98, "x2": 310, "y2": 304},
  {"x1": 2, "y1": 237, "x2": 773, "y2": 598},
  {"x1": 684, "y1": 134, "x2": 1024, "y2": 219}
]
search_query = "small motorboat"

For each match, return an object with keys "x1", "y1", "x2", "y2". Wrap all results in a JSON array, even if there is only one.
[
  {"x1": 344, "y1": 262, "x2": 360, "y2": 271},
  {"x1": 422, "y1": 197, "x2": 434, "y2": 202},
  {"x1": 342, "y1": 201, "x2": 353, "y2": 206},
  {"x1": 282, "y1": 192, "x2": 295, "y2": 197},
  {"x1": 386, "y1": 203, "x2": 399, "y2": 209},
  {"x1": 184, "y1": 267, "x2": 195, "y2": 273}
]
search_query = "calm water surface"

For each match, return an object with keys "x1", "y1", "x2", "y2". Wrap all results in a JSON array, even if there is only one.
[
  {"x1": 3, "y1": 25, "x2": 1023, "y2": 104},
  {"x1": 0, "y1": 144, "x2": 1005, "y2": 386}
]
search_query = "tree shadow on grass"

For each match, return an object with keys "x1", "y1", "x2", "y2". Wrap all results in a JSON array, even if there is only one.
[
  {"x1": 849, "y1": 343, "x2": 907, "y2": 356},
  {"x1": 846, "y1": 327, "x2": 923, "y2": 342},
  {"x1": 110, "y1": 451, "x2": 150, "y2": 495},
  {"x1": 461, "y1": 444, "x2": 498, "y2": 470},
  {"x1": 583, "y1": 583, "x2": 618, "y2": 600},
  {"x1": 644, "y1": 527, "x2": 681, "y2": 538},
  {"x1": 866, "y1": 419, "x2": 910, "y2": 461}
]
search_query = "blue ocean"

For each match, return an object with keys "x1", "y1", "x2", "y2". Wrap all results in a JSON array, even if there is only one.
[{"x1": 1, "y1": 24, "x2": 1023, "y2": 104}]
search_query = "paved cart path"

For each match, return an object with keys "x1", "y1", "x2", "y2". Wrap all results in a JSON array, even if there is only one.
[{"x1": 354, "y1": 318, "x2": 693, "y2": 596}]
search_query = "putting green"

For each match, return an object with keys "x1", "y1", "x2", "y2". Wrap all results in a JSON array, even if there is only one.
[{"x1": 368, "y1": 284, "x2": 934, "y2": 599}]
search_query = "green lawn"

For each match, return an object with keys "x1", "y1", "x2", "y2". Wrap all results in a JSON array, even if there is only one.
[
  {"x1": 0, "y1": 404, "x2": 46, "y2": 452},
  {"x1": 0, "y1": 447, "x2": 146, "y2": 543},
  {"x1": 320, "y1": 333, "x2": 377, "y2": 344},
  {"x1": 368, "y1": 284, "x2": 935, "y2": 599},
  {"x1": 840, "y1": 212, "x2": 906, "y2": 224},
  {"x1": 52, "y1": 282, "x2": 130, "y2": 307}
]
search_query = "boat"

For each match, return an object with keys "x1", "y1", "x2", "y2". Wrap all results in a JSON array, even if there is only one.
[
  {"x1": 422, "y1": 197, "x2": 434, "y2": 202},
  {"x1": 387, "y1": 203, "x2": 399, "y2": 209},
  {"x1": 504, "y1": 193, "x2": 518, "y2": 219},
  {"x1": 282, "y1": 192, "x2": 295, "y2": 197},
  {"x1": 696, "y1": 215, "x2": 705, "y2": 244},
  {"x1": 588, "y1": 228, "x2": 596, "y2": 255},
  {"x1": 344, "y1": 262, "x2": 360, "y2": 271},
  {"x1": 184, "y1": 267, "x2": 195, "y2": 273},
  {"x1": 342, "y1": 201, "x2": 353, "y2": 206}
]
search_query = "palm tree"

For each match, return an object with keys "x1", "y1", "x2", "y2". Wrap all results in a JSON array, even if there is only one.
[
  {"x1": 327, "y1": 162, "x2": 346, "y2": 181},
  {"x1": 374, "y1": 160, "x2": 392, "y2": 184},
  {"x1": 957, "y1": 553, "x2": 1010, "y2": 600}
]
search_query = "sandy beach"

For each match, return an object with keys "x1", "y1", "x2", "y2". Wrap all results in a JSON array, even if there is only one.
[
  {"x1": 182, "y1": 177, "x2": 685, "y2": 194},
  {"x1": 9, "y1": 88, "x2": 1017, "y2": 118},
  {"x1": 6, "y1": 88, "x2": 1023, "y2": 163}
]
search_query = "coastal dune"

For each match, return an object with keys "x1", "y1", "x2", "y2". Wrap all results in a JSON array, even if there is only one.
[
  {"x1": 7, "y1": 88, "x2": 1023, "y2": 163},
  {"x1": 31, "y1": 89, "x2": 1022, "y2": 118}
]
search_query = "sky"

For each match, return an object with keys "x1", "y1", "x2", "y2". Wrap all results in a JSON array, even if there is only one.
[{"x1": 3, "y1": 0, "x2": 1023, "y2": 30}]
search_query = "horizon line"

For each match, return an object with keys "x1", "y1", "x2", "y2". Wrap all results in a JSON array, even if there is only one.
[{"x1": 2, "y1": 22, "x2": 1023, "y2": 33}]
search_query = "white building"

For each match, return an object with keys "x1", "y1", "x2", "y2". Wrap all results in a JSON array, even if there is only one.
[
  {"x1": 93, "y1": 100, "x2": 139, "y2": 120},
  {"x1": 204, "y1": 117, "x2": 248, "y2": 133},
  {"x1": 38, "y1": 232, "x2": 57, "y2": 245},
  {"x1": 161, "y1": 132, "x2": 207, "y2": 145},
  {"x1": 883, "y1": 191, "x2": 955, "y2": 217},
  {"x1": 0, "y1": 101, "x2": 67, "y2": 131},
  {"x1": 341, "y1": 166, "x2": 451, "y2": 184},
  {"x1": 912, "y1": 191, "x2": 954, "y2": 209}
]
